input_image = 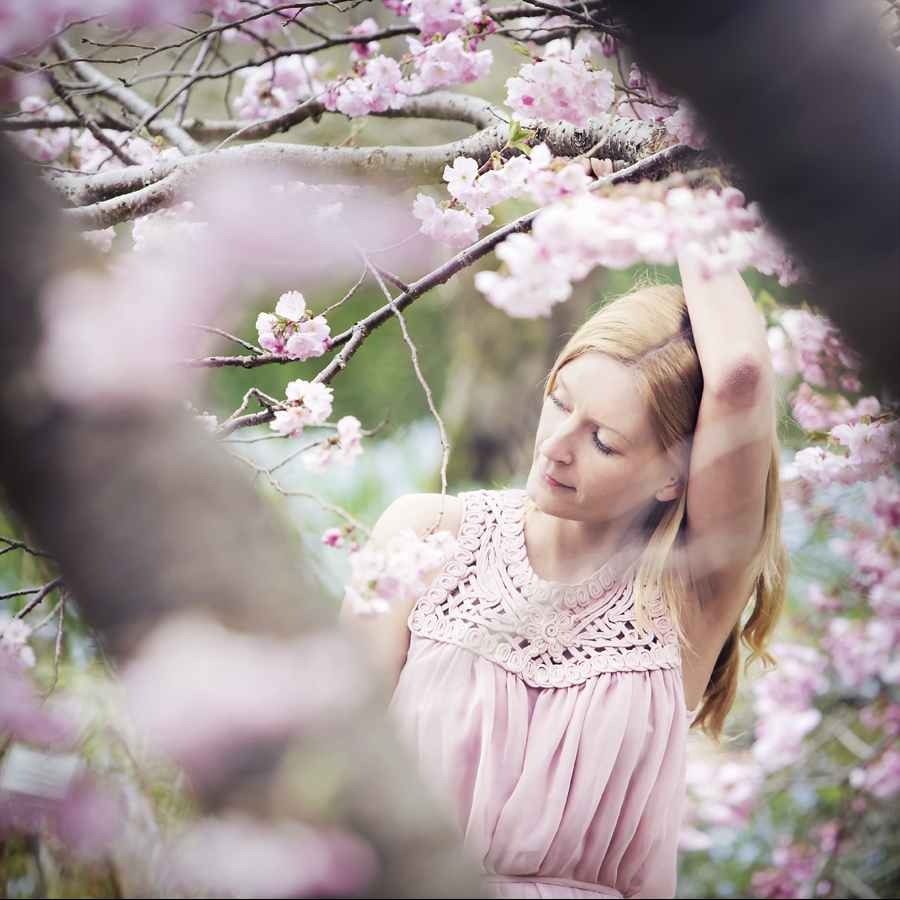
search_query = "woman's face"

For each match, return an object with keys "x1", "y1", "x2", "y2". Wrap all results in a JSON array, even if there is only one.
[{"x1": 526, "y1": 352, "x2": 681, "y2": 533}]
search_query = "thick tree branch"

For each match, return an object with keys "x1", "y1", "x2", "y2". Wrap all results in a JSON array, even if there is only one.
[{"x1": 59, "y1": 116, "x2": 691, "y2": 229}]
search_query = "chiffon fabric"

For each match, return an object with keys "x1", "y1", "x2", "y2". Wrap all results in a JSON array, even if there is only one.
[{"x1": 389, "y1": 490, "x2": 690, "y2": 899}]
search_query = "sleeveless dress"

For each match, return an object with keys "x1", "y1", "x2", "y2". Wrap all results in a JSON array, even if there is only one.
[{"x1": 389, "y1": 490, "x2": 690, "y2": 900}]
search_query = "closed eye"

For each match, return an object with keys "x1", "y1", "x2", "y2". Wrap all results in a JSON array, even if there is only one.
[
  {"x1": 593, "y1": 433, "x2": 614, "y2": 456},
  {"x1": 550, "y1": 392, "x2": 569, "y2": 413}
]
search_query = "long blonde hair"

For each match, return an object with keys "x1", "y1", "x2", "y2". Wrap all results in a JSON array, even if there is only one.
[{"x1": 545, "y1": 282, "x2": 788, "y2": 737}]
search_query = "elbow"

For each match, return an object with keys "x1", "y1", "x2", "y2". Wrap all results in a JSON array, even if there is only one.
[{"x1": 707, "y1": 350, "x2": 774, "y2": 410}]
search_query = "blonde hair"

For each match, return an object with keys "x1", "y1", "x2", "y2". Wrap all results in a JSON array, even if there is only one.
[{"x1": 545, "y1": 281, "x2": 788, "y2": 738}]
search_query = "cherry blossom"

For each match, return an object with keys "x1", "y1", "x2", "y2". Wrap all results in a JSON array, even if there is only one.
[
  {"x1": 505, "y1": 39, "x2": 615, "y2": 127},
  {"x1": 412, "y1": 193, "x2": 492, "y2": 247},
  {"x1": 7, "y1": 96, "x2": 73, "y2": 161},
  {"x1": 345, "y1": 529, "x2": 457, "y2": 619},
  {"x1": 788, "y1": 382, "x2": 881, "y2": 432},
  {"x1": 406, "y1": 31, "x2": 493, "y2": 93},
  {"x1": 269, "y1": 379, "x2": 333, "y2": 437},
  {"x1": 321, "y1": 528, "x2": 346, "y2": 549},
  {"x1": 349, "y1": 17, "x2": 381, "y2": 62},
  {"x1": 405, "y1": 0, "x2": 485, "y2": 39},
  {"x1": 256, "y1": 291, "x2": 332, "y2": 361},
  {"x1": 849, "y1": 748, "x2": 900, "y2": 801},
  {"x1": 234, "y1": 55, "x2": 322, "y2": 119}
]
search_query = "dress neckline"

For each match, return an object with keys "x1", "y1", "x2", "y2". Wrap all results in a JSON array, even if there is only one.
[{"x1": 500, "y1": 490, "x2": 643, "y2": 597}]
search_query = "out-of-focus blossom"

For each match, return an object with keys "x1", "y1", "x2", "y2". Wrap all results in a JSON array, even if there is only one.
[
  {"x1": 81, "y1": 227, "x2": 116, "y2": 253},
  {"x1": 7, "y1": 95, "x2": 73, "y2": 161},
  {"x1": 123, "y1": 615, "x2": 367, "y2": 775},
  {"x1": 849, "y1": 748, "x2": 900, "y2": 801},
  {"x1": 752, "y1": 836, "x2": 821, "y2": 900},
  {"x1": 234, "y1": 55, "x2": 322, "y2": 119},
  {"x1": 321, "y1": 527, "x2": 346, "y2": 548},
  {"x1": 345, "y1": 529, "x2": 457, "y2": 618},
  {"x1": 132, "y1": 202, "x2": 207, "y2": 253},
  {"x1": 349, "y1": 17, "x2": 381, "y2": 62},
  {"x1": 405, "y1": 0, "x2": 486, "y2": 39},
  {"x1": 170, "y1": 813, "x2": 377, "y2": 898},
  {"x1": 824, "y1": 617, "x2": 900, "y2": 688},
  {"x1": 752, "y1": 643, "x2": 828, "y2": 772},
  {"x1": 788, "y1": 382, "x2": 881, "y2": 432}
]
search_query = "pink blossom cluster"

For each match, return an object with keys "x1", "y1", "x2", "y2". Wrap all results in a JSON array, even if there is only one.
[
  {"x1": 860, "y1": 701, "x2": 900, "y2": 737},
  {"x1": 344, "y1": 528, "x2": 457, "y2": 618},
  {"x1": 269, "y1": 378, "x2": 333, "y2": 437},
  {"x1": 0, "y1": 0, "x2": 206, "y2": 58},
  {"x1": 866, "y1": 475, "x2": 900, "y2": 532},
  {"x1": 70, "y1": 126, "x2": 183, "y2": 174},
  {"x1": 349, "y1": 17, "x2": 381, "y2": 62},
  {"x1": 7, "y1": 96, "x2": 73, "y2": 162},
  {"x1": 793, "y1": 418, "x2": 899, "y2": 486},
  {"x1": 663, "y1": 99, "x2": 710, "y2": 150},
  {"x1": 0, "y1": 615, "x2": 36, "y2": 672},
  {"x1": 304, "y1": 416, "x2": 364, "y2": 473},
  {"x1": 767, "y1": 307, "x2": 862, "y2": 390},
  {"x1": 751, "y1": 642, "x2": 828, "y2": 772},
  {"x1": 405, "y1": 31, "x2": 493, "y2": 93},
  {"x1": 405, "y1": 0, "x2": 487, "y2": 39},
  {"x1": 234, "y1": 56, "x2": 322, "y2": 119},
  {"x1": 256, "y1": 291, "x2": 331, "y2": 360},
  {"x1": 321, "y1": 526, "x2": 357, "y2": 550},
  {"x1": 208, "y1": 0, "x2": 298, "y2": 42},
  {"x1": 476, "y1": 186, "x2": 801, "y2": 318},
  {"x1": 823, "y1": 616, "x2": 900, "y2": 689},
  {"x1": 621, "y1": 64, "x2": 709, "y2": 150},
  {"x1": 849, "y1": 748, "x2": 900, "y2": 801},
  {"x1": 505, "y1": 40, "x2": 615, "y2": 127},
  {"x1": 323, "y1": 30, "x2": 492, "y2": 118},
  {"x1": 788, "y1": 382, "x2": 881, "y2": 433}
]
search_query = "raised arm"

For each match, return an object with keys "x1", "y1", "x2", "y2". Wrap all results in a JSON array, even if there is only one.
[
  {"x1": 339, "y1": 493, "x2": 462, "y2": 692},
  {"x1": 678, "y1": 257, "x2": 777, "y2": 685}
]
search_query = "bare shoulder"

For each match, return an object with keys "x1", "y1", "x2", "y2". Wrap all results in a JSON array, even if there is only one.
[
  {"x1": 371, "y1": 492, "x2": 464, "y2": 544},
  {"x1": 339, "y1": 493, "x2": 463, "y2": 691}
]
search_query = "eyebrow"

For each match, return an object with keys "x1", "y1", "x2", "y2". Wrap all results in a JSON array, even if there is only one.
[{"x1": 555, "y1": 371, "x2": 634, "y2": 447}]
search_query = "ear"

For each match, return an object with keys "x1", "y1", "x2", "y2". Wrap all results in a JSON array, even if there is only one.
[{"x1": 655, "y1": 474, "x2": 684, "y2": 503}]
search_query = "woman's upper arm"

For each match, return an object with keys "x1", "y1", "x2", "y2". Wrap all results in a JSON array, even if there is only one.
[
  {"x1": 679, "y1": 259, "x2": 776, "y2": 613},
  {"x1": 338, "y1": 493, "x2": 463, "y2": 689}
]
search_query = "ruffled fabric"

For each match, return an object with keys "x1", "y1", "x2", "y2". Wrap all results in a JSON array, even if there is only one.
[{"x1": 390, "y1": 490, "x2": 689, "y2": 899}]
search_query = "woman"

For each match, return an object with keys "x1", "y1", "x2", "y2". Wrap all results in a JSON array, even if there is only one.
[{"x1": 344, "y1": 258, "x2": 788, "y2": 899}]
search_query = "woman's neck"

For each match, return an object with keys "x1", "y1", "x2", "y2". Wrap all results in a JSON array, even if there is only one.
[{"x1": 523, "y1": 505, "x2": 646, "y2": 585}]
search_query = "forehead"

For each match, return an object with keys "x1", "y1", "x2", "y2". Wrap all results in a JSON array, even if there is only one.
[{"x1": 555, "y1": 353, "x2": 655, "y2": 446}]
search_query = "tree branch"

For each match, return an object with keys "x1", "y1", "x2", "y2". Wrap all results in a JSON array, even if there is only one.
[
  {"x1": 59, "y1": 116, "x2": 689, "y2": 229},
  {"x1": 53, "y1": 37, "x2": 204, "y2": 157}
]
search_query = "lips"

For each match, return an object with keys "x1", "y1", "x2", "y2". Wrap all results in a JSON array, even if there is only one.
[{"x1": 540, "y1": 467, "x2": 573, "y2": 490}]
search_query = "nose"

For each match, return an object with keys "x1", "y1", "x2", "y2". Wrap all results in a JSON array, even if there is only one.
[{"x1": 540, "y1": 416, "x2": 576, "y2": 464}]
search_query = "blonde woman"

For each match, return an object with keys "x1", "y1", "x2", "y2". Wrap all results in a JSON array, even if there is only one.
[{"x1": 344, "y1": 259, "x2": 787, "y2": 899}]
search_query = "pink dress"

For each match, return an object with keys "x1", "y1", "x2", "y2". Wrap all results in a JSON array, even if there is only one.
[{"x1": 389, "y1": 490, "x2": 690, "y2": 900}]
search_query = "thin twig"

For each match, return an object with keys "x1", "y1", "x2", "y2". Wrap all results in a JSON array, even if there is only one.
[
  {"x1": 356, "y1": 240, "x2": 451, "y2": 510},
  {"x1": 191, "y1": 323, "x2": 262, "y2": 354},
  {"x1": 322, "y1": 267, "x2": 368, "y2": 316},
  {"x1": 9, "y1": 577, "x2": 64, "y2": 623},
  {"x1": 0, "y1": 537, "x2": 54, "y2": 558},
  {"x1": 40, "y1": 596, "x2": 66, "y2": 700}
]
